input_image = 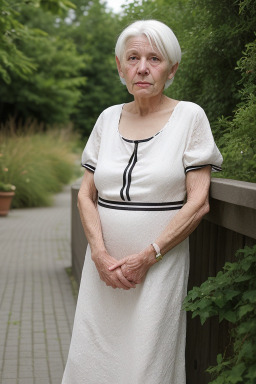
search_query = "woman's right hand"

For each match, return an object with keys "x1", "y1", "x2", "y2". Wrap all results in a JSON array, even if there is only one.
[
  {"x1": 78, "y1": 171, "x2": 135, "y2": 290},
  {"x1": 92, "y1": 250, "x2": 136, "y2": 290}
]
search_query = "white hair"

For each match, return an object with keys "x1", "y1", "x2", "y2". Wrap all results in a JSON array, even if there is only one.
[{"x1": 115, "y1": 20, "x2": 182, "y2": 89}]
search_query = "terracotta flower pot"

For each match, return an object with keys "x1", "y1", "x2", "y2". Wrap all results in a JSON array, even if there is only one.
[{"x1": 0, "y1": 191, "x2": 15, "y2": 216}]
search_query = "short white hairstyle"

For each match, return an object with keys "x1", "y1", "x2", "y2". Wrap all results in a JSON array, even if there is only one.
[{"x1": 115, "y1": 20, "x2": 182, "y2": 89}]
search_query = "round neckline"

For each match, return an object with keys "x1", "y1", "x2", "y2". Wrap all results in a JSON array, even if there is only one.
[{"x1": 117, "y1": 101, "x2": 182, "y2": 143}]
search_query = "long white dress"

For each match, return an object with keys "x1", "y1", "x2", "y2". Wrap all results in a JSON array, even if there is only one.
[{"x1": 62, "y1": 101, "x2": 223, "y2": 384}]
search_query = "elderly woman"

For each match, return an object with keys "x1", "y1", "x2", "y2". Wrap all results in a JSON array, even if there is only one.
[{"x1": 62, "y1": 20, "x2": 222, "y2": 384}]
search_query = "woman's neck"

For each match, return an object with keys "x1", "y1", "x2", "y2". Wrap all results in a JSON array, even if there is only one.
[{"x1": 127, "y1": 94, "x2": 170, "y2": 116}]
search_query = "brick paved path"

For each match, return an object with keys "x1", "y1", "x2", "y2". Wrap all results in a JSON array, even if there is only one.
[{"x1": 0, "y1": 186, "x2": 76, "y2": 384}]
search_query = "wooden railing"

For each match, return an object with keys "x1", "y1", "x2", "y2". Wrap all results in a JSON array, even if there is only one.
[
  {"x1": 187, "y1": 178, "x2": 255, "y2": 383},
  {"x1": 71, "y1": 178, "x2": 256, "y2": 384}
]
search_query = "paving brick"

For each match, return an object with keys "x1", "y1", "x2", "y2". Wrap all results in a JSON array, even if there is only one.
[
  {"x1": 0, "y1": 186, "x2": 76, "y2": 383},
  {"x1": 33, "y1": 351, "x2": 47, "y2": 359},
  {"x1": 35, "y1": 378, "x2": 50, "y2": 384},
  {"x1": 4, "y1": 351, "x2": 19, "y2": 360},
  {"x1": 2, "y1": 371, "x2": 17, "y2": 379},
  {"x1": 18, "y1": 379, "x2": 34, "y2": 384},
  {"x1": 34, "y1": 369, "x2": 50, "y2": 378},
  {"x1": 34, "y1": 363, "x2": 48, "y2": 372},
  {"x1": 18, "y1": 368, "x2": 34, "y2": 378}
]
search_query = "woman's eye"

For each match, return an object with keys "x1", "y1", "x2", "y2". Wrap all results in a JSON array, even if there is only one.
[
  {"x1": 151, "y1": 56, "x2": 160, "y2": 62},
  {"x1": 128, "y1": 56, "x2": 137, "y2": 61}
]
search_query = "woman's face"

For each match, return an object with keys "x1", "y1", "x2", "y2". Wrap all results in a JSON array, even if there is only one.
[{"x1": 116, "y1": 35, "x2": 177, "y2": 99}]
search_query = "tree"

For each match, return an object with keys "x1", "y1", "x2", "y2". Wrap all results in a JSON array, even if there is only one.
[
  {"x1": 216, "y1": 38, "x2": 256, "y2": 182},
  {"x1": 0, "y1": 0, "x2": 84, "y2": 125},
  {"x1": 120, "y1": 0, "x2": 256, "y2": 182},
  {"x1": 0, "y1": 0, "x2": 75, "y2": 84},
  {"x1": 0, "y1": 0, "x2": 37, "y2": 84},
  {"x1": 121, "y1": 0, "x2": 255, "y2": 132},
  {"x1": 65, "y1": 0, "x2": 132, "y2": 137},
  {"x1": 168, "y1": 0, "x2": 256, "y2": 133}
]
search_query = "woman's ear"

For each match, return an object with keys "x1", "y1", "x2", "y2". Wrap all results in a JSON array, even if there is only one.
[
  {"x1": 168, "y1": 62, "x2": 179, "y2": 80},
  {"x1": 115, "y1": 56, "x2": 124, "y2": 78}
]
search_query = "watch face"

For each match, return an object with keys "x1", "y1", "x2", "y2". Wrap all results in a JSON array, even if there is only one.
[{"x1": 156, "y1": 253, "x2": 163, "y2": 261}]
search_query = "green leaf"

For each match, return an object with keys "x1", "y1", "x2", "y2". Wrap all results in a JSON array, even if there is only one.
[
  {"x1": 238, "y1": 304, "x2": 255, "y2": 319},
  {"x1": 245, "y1": 365, "x2": 256, "y2": 379},
  {"x1": 229, "y1": 363, "x2": 246, "y2": 383},
  {"x1": 237, "y1": 339, "x2": 256, "y2": 361},
  {"x1": 217, "y1": 353, "x2": 223, "y2": 364},
  {"x1": 234, "y1": 274, "x2": 252, "y2": 283},
  {"x1": 224, "y1": 290, "x2": 241, "y2": 301},
  {"x1": 240, "y1": 259, "x2": 254, "y2": 272},
  {"x1": 223, "y1": 311, "x2": 237, "y2": 323},
  {"x1": 214, "y1": 294, "x2": 226, "y2": 308},
  {"x1": 237, "y1": 319, "x2": 256, "y2": 335},
  {"x1": 200, "y1": 312, "x2": 211, "y2": 325},
  {"x1": 242, "y1": 290, "x2": 256, "y2": 303},
  {"x1": 189, "y1": 288, "x2": 201, "y2": 301}
]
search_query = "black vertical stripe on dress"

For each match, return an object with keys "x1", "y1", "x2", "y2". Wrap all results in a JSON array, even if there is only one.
[
  {"x1": 120, "y1": 150, "x2": 135, "y2": 201},
  {"x1": 120, "y1": 141, "x2": 139, "y2": 201},
  {"x1": 126, "y1": 141, "x2": 138, "y2": 201}
]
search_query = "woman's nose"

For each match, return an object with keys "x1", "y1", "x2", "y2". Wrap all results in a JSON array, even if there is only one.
[{"x1": 137, "y1": 58, "x2": 149, "y2": 75}]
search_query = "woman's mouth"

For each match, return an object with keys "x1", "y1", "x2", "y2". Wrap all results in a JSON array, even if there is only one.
[{"x1": 135, "y1": 82, "x2": 152, "y2": 88}]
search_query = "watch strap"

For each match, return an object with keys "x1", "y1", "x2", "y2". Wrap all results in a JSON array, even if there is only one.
[{"x1": 151, "y1": 243, "x2": 163, "y2": 262}]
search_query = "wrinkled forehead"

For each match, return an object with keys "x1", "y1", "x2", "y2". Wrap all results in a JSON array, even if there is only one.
[
  {"x1": 125, "y1": 35, "x2": 157, "y2": 52},
  {"x1": 122, "y1": 33, "x2": 167, "y2": 60}
]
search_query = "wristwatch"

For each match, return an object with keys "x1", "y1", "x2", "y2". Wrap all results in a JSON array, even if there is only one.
[{"x1": 151, "y1": 243, "x2": 163, "y2": 262}]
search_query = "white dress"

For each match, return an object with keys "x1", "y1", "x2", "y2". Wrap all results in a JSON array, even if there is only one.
[{"x1": 62, "y1": 101, "x2": 222, "y2": 384}]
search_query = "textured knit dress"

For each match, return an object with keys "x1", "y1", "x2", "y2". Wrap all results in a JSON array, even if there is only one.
[{"x1": 62, "y1": 101, "x2": 223, "y2": 384}]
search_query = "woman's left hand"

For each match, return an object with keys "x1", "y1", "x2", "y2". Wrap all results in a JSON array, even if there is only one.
[{"x1": 108, "y1": 247, "x2": 156, "y2": 284}]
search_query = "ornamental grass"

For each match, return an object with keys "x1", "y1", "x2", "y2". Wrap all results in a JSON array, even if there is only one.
[{"x1": 0, "y1": 119, "x2": 82, "y2": 208}]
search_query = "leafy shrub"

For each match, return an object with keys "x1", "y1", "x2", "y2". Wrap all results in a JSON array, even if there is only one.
[
  {"x1": 183, "y1": 245, "x2": 256, "y2": 383},
  {"x1": 216, "y1": 40, "x2": 256, "y2": 183},
  {"x1": 0, "y1": 181, "x2": 16, "y2": 192},
  {"x1": 0, "y1": 120, "x2": 81, "y2": 207}
]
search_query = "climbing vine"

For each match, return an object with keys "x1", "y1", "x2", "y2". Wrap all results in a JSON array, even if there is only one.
[{"x1": 183, "y1": 245, "x2": 256, "y2": 383}]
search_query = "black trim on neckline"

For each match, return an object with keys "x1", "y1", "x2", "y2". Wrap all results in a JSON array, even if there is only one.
[
  {"x1": 121, "y1": 131, "x2": 161, "y2": 143},
  {"x1": 122, "y1": 136, "x2": 153, "y2": 143}
]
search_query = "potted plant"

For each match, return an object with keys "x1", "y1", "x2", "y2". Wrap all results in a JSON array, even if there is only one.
[{"x1": 0, "y1": 181, "x2": 16, "y2": 216}]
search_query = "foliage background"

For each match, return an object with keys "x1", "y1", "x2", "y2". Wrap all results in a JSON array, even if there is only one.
[
  {"x1": 0, "y1": 1, "x2": 255, "y2": 380},
  {"x1": 0, "y1": 0, "x2": 255, "y2": 186},
  {"x1": 0, "y1": 120, "x2": 81, "y2": 207},
  {"x1": 183, "y1": 245, "x2": 256, "y2": 384}
]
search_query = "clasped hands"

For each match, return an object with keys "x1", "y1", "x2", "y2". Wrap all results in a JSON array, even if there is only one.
[{"x1": 92, "y1": 248, "x2": 155, "y2": 290}]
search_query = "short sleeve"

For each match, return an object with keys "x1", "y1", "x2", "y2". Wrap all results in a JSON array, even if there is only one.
[
  {"x1": 183, "y1": 106, "x2": 223, "y2": 173},
  {"x1": 81, "y1": 113, "x2": 103, "y2": 173}
]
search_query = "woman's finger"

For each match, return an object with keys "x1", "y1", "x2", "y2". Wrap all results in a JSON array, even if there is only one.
[
  {"x1": 108, "y1": 258, "x2": 126, "y2": 271},
  {"x1": 116, "y1": 269, "x2": 136, "y2": 289},
  {"x1": 111, "y1": 277, "x2": 129, "y2": 290}
]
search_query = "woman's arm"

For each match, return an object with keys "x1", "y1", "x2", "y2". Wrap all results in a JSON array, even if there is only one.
[
  {"x1": 109, "y1": 166, "x2": 211, "y2": 283},
  {"x1": 78, "y1": 170, "x2": 136, "y2": 290},
  {"x1": 155, "y1": 165, "x2": 211, "y2": 256}
]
